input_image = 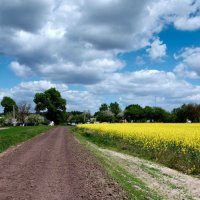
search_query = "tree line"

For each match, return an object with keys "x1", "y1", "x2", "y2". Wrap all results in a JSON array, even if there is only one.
[
  {"x1": 93, "y1": 102, "x2": 200, "y2": 123},
  {"x1": 1, "y1": 87, "x2": 200, "y2": 125},
  {"x1": 0, "y1": 88, "x2": 66, "y2": 126}
]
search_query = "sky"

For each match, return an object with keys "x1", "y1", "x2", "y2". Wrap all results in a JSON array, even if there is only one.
[{"x1": 1, "y1": 0, "x2": 200, "y2": 113}]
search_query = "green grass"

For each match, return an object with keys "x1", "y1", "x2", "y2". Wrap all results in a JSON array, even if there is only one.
[
  {"x1": 72, "y1": 127, "x2": 164, "y2": 200},
  {"x1": 75, "y1": 127, "x2": 200, "y2": 175},
  {"x1": 0, "y1": 126, "x2": 53, "y2": 153}
]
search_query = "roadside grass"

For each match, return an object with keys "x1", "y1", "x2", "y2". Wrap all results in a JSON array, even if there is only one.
[
  {"x1": 0, "y1": 126, "x2": 52, "y2": 153},
  {"x1": 72, "y1": 127, "x2": 164, "y2": 200},
  {"x1": 75, "y1": 127, "x2": 200, "y2": 175}
]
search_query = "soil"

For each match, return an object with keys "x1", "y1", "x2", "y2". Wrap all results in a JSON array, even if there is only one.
[
  {"x1": 0, "y1": 127, "x2": 127, "y2": 200},
  {"x1": 97, "y1": 146, "x2": 200, "y2": 200}
]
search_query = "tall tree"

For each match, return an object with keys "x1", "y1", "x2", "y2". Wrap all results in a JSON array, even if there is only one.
[
  {"x1": 1, "y1": 96, "x2": 17, "y2": 114},
  {"x1": 34, "y1": 88, "x2": 66, "y2": 124},
  {"x1": 124, "y1": 104, "x2": 144, "y2": 122},
  {"x1": 109, "y1": 102, "x2": 121, "y2": 116},
  {"x1": 172, "y1": 104, "x2": 200, "y2": 122},
  {"x1": 99, "y1": 103, "x2": 109, "y2": 111},
  {"x1": 17, "y1": 102, "x2": 31, "y2": 124}
]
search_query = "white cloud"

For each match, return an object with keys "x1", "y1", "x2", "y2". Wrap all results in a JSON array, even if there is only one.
[
  {"x1": 0, "y1": 0, "x2": 199, "y2": 85},
  {"x1": 87, "y1": 69, "x2": 200, "y2": 110},
  {"x1": 1, "y1": 0, "x2": 200, "y2": 112},
  {"x1": 147, "y1": 38, "x2": 167, "y2": 60},
  {"x1": 173, "y1": 63, "x2": 199, "y2": 79},
  {"x1": 10, "y1": 61, "x2": 32, "y2": 77},
  {"x1": 135, "y1": 56, "x2": 145, "y2": 66},
  {"x1": 62, "y1": 90, "x2": 102, "y2": 112},
  {"x1": 174, "y1": 16, "x2": 200, "y2": 31},
  {"x1": 174, "y1": 47, "x2": 200, "y2": 78},
  {"x1": 0, "y1": 80, "x2": 101, "y2": 113}
]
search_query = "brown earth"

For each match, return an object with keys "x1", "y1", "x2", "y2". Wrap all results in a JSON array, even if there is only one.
[{"x1": 0, "y1": 127, "x2": 127, "y2": 200}]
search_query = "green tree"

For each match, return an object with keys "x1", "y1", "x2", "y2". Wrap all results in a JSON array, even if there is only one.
[
  {"x1": 99, "y1": 103, "x2": 109, "y2": 111},
  {"x1": 172, "y1": 104, "x2": 200, "y2": 122},
  {"x1": 95, "y1": 110, "x2": 114, "y2": 122},
  {"x1": 1, "y1": 96, "x2": 17, "y2": 114},
  {"x1": 26, "y1": 114, "x2": 45, "y2": 126},
  {"x1": 124, "y1": 104, "x2": 144, "y2": 122},
  {"x1": 109, "y1": 102, "x2": 121, "y2": 116},
  {"x1": 144, "y1": 106, "x2": 154, "y2": 122},
  {"x1": 153, "y1": 107, "x2": 170, "y2": 122},
  {"x1": 34, "y1": 88, "x2": 67, "y2": 124}
]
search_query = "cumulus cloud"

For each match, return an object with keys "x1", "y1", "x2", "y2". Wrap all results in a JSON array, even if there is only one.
[
  {"x1": 0, "y1": 80, "x2": 101, "y2": 113},
  {"x1": 10, "y1": 62, "x2": 32, "y2": 77},
  {"x1": 0, "y1": 0, "x2": 53, "y2": 32},
  {"x1": 1, "y1": 0, "x2": 200, "y2": 112},
  {"x1": 87, "y1": 69, "x2": 200, "y2": 110},
  {"x1": 147, "y1": 38, "x2": 167, "y2": 60},
  {"x1": 0, "y1": 0, "x2": 200, "y2": 85},
  {"x1": 173, "y1": 63, "x2": 199, "y2": 79},
  {"x1": 174, "y1": 47, "x2": 200, "y2": 78},
  {"x1": 174, "y1": 16, "x2": 200, "y2": 31},
  {"x1": 1, "y1": 69, "x2": 200, "y2": 113}
]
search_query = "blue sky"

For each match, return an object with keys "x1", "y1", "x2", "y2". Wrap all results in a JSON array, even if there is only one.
[{"x1": 1, "y1": 0, "x2": 200, "y2": 113}]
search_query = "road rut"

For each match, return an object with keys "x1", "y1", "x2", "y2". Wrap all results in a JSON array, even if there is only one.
[{"x1": 0, "y1": 127, "x2": 127, "y2": 200}]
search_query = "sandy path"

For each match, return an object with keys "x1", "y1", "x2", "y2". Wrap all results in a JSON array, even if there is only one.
[
  {"x1": 96, "y1": 147, "x2": 200, "y2": 200},
  {"x1": 0, "y1": 127, "x2": 127, "y2": 200}
]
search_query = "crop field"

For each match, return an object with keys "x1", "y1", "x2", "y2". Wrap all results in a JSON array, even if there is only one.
[{"x1": 77, "y1": 123, "x2": 200, "y2": 175}]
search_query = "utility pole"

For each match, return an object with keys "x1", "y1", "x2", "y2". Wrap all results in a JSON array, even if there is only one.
[
  {"x1": 84, "y1": 111, "x2": 86, "y2": 123},
  {"x1": 13, "y1": 105, "x2": 15, "y2": 119},
  {"x1": 12, "y1": 105, "x2": 16, "y2": 126}
]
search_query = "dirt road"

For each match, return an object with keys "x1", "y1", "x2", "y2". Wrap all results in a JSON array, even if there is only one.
[{"x1": 0, "y1": 127, "x2": 127, "y2": 200}]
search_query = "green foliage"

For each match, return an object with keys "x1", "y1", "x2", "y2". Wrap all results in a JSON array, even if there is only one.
[
  {"x1": 144, "y1": 106, "x2": 154, "y2": 121},
  {"x1": 66, "y1": 111, "x2": 91, "y2": 124},
  {"x1": 109, "y1": 102, "x2": 121, "y2": 116},
  {"x1": 95, "y1": 102, "x2": 121, "y2": 122},
  {"x1": 0, "y1": 126, "x2": 52, "y2": 153},
  {"x1": 26, "y1": 114, "x2": 45, "y2": 125},
  {"x1": 95, "y1": 110, "x2": 114, "y2": 122},
  {"x1": 34, "y1": 93, "x2": 47, "y2": 112},
  {"x1": 34, "y1": 88, "x2": 67, "y2": 124},
  {"x1": 153, "y1": 107, "x2": 171, "y2": 122},
  {"x1": 0, "y1": 116, "x2": 5, "y2": 126},
  {"x1": 172, "y1": 104, "x2": 200, "y2": 122},
  {"x1": 4, "y1": 112, "x2": 13, "y2": 126},
  {"x1": 124, "y1": 104, "x2": 144, "y2": 122},
  {"x1": 1, "y1": 96, "x2": 17, "y2": 114},
  {"x1": 99, "y1": 103, "x2": 109, "y2": 111},
  {"x1": 124, "y1": 104, "x2": 171, "y2": 122}
]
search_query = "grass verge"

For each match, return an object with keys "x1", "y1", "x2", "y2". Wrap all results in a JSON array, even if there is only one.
[
  {"x1": 75, "y1": 127, "x2": 200, "y2": 175},
  {"x1": 72, "y1": 127, "x2": 164, "y2": 200},
  {"x1": 0, "y1": 126, "x2": 52, "y2": 153}
]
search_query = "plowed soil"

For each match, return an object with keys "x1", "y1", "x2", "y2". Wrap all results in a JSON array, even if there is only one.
[{"x1": 0, "y1": 127, "x2": 127, "y2": 200}]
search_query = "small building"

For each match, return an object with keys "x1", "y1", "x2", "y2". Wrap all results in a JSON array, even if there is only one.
[{"x1": 49, "y1": 121, "x2": 55, "y2": 126}]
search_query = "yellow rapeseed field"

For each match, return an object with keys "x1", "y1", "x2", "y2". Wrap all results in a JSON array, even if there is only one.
[
  {"x1": 77, "y1": 123, "x2": 200, "y2": 174},
  {"x1": 77, "y1": 123, "x2": 200, "y2": 151}
]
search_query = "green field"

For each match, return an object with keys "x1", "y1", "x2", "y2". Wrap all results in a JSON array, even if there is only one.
[{"x1": 0, "y1": 126, "x2": 52, "y2": 153}]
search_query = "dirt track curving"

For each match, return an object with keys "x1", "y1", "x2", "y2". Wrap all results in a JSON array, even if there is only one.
[{"x1": 0, "y1": 127, "x2": 127, "y2": 200}]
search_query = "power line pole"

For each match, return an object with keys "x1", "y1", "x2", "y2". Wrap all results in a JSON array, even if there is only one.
[
  {"x1": 13, "y1": 105, "x2": 15, "y2": 119},
  {"x1": 12, "y1": 105, "x2": 16, "y2": 126}
]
